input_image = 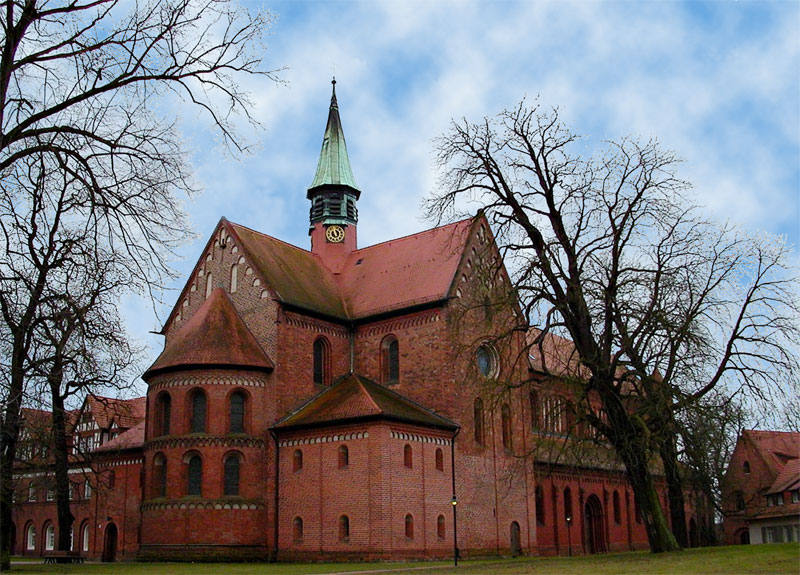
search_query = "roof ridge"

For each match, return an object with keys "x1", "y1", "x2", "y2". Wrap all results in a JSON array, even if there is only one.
[
  {"x1": 227, "y1": 220, "x2": 314, "y2": 255},
  {"x1": 350, "y1": 218, "x2": 474, "y2": 255},
  {"x1": 356, "y1": 377, "x2": 383, "y2": 414}
]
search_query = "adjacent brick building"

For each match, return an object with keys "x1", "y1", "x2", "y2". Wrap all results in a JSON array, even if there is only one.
[{"x1": 10, "y1": 81, "x2": 705, "y2": 561}]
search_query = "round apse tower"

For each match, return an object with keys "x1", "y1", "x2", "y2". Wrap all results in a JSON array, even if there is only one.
[{"x1": 139, "y1": 288, "x2": 274, "y2": 561}]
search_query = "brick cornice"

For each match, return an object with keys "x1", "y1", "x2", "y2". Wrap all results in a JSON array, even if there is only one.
[{"x1": 144, "y1": 435, "x2": 266, "y2": 451}]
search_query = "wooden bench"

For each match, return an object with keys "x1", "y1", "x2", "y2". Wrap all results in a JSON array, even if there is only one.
[{"x1": 42, "y1": 551, "x2": 84, "y2": 564}]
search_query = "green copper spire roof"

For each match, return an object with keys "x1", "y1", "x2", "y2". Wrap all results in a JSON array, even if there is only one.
[{"x1": 308, "y1": 78, "x2": 360, "y2": 197}]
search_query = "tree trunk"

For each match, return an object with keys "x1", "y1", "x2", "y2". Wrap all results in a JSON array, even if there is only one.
[
  {"x1": 49, "y1": 360, "x2": 74, "y2": 553},
  {"x1": 660, "y1": 433, "x2": 688, "y2": 548}
]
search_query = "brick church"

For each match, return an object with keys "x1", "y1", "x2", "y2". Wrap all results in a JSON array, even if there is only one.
[{"x1": 10, "y1": 82, "x2": 702, "y2": 561}]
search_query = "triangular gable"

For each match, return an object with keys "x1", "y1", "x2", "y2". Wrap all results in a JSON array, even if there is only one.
[
  {"x1": 144, "y1": 288, "x2": 274, "y2": 379},
  {"x1": 273, "y1": 373, "x2": 458, "y2": 432}
]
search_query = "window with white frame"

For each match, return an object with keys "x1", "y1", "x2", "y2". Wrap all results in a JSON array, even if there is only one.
[
  {"x1": 26, "y1": 525, "x2": 35, "y2": 550},
  {"x1": 45, "y1": 524, "x2": 55, "y2": 550}
]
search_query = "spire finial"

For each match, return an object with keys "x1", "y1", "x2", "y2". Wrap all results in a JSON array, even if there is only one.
[{"x1": 330, "y1": 76, "x2": 337, "y2": 108}]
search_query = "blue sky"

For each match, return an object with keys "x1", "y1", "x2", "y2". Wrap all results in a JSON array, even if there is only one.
[{"x1": 125, "y1": 0, "x2": 799, "y2": 392}]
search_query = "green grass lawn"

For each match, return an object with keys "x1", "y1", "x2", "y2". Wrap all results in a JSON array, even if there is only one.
[{"x1": 9, "y1": 544, "x2": 799, "y2": 575}]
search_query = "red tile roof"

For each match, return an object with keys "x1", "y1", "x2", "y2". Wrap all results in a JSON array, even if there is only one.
[
  {"x1": 742, "y1": 429, "x2": 800, "y2": 478},
  {"x1": 94, "y1": 420, "x2": 145, "y2": 452},
  {"x1": 226, "y1": 218, "x2": 474, "y2": 321},
  {"x1": 273, "y1": 373, "x2": 458, "y2": 432},
  {"x1": 768, "y1": 458, "x2": 800, "y2": 494},
  {"x1": 87, "y1": 395, "x2": 146, "y2": 429},
  {"x1": 145, "y1": 288, "x2": 274, "y2": 378}
]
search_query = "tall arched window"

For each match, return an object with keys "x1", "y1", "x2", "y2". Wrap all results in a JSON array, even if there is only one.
[
  {"x1": 81, "y1": 522, "x2": 89, "y2": 552},
  {"x1": 529, "y1": 391, "x2": 540, "y2": 430},
  {"x1": 338, "y1": 515, "x2": 350, "y2": 541},
  {"x1": 613, "y1": 490, "x2": 621, "y2": 524},
  {"x1": 338, "y1": 444, "x2": 349, "y2": 469},
  {"x1": 743, "y1": 461, "x2": 751, "y2": 474},
  {"x1": 437, "y1": 514, "x2": 446, "y2": 539},
  {"x1": 474, "y1": 398, "x2": 484, "y2": 445},
  {"x1": 229, "y1": 391, "x2": 246, "y2": 434},
  {"x1": 535, "y1": 485, "x2": 545, "y2": 525},
  {"x1": 403, "y1": 444, "x2": 413, "y2": 468},
  {"x1": 564, "y1": 487, "x2": 573, "y2": 520},
  {"x1": 230, "y1": 264, "x2": 238, "y2": 293},
  {"x1": 190, "y1": 389, "x2": 207, "y2": 433},
  {"x1": 404, "y1": 514, "x2": 414, "y2": 538},
  {"x1": 156, "y1": 392, "x2": 171, "y2": 436},
  {"x1": 205, "y1": 272, "x2": 213, "y2": 298},
  {"x1": 26, "y1": 524, "x2": 35, "y2": 551},
  {"x1": 313, "y1": 337, "x2": 330, "y2": 386},
  {"x1": 435, "y1": 448, "x2": 444, "y2": 472},
  {"x1": 187, "y1": 454, "x2": 202, "y2": 496},
  {"x1": 153, "y1": 453, "x2": 167, "y2": 498},
  {"x1": 501, "y1": 403, "x2": 512, "y2": 450},
  {"x1": 293, "y1": 449, "x2": 303, "y2": 472},
  {"x1": 565, "y1": 401, "x2": 576, "y2": 434},
  {"x1": 381, "y1": 336, "x2": 399, "y2": 384},
  {"x1": 45, "y1": 523, "x2": 55, "y2": 551},
  {"x1": 293, "y1": 517, "x2": 303, "y2": 541},
  {"x1": 224, "y1": 453, "x2": 240, "y2": 496}
]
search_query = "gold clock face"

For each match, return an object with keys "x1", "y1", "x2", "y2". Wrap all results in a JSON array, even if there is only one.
[{"x1": 325, "y1": 225, "x2": 345, "y2": 243}]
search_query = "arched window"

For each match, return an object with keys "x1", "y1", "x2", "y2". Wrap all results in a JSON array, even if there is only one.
[
  {"x1": 82, "y1": 522, "x2": 89, "y2": 552},
  {"x1": 190, "y1": 389, "x2": 207, "y2": 433},
  {"x1": 435, "y1": 448, "x2": 444, "y2": 472},
  {"x1": 437, "y1": 514, "x2": 446, "y2": 539},
  {"x1": 743, "y1": 461, "x2": 751, "y2": 474},
  {"x1": 381, "y1": 336, "x2": 399, "y2": 384},
  {"x1": 501, "y1": 403, "x2": 512, "y2": 450},
  {"x1": 564, "y1": 487, "x2": 572, "y2": 521},
  {"x1": 338, "y1": 515, "x2": 350, "y2": 541},
  {"x1": 474, "y1": 397, "x2": 484, "y2": 445},
  {"x1": 224, "y1": 453, "x2": 240, "y2": 496},
  {"x1": 83, "y1": 479, "x2": 92, "y2": 499},
  {"x1": 230, "y1": 264, "x2": 238, "y2": 293},
  {"x1": 27, "y1": 482, "x2": 36, "y2": 502},
  {"x1": 403, "y1": 444, "x2": 413, "y2": 468},
  {"x1": 529, "y1": 391, "x2": 540, "y2": 430},
  {"x1": 476, "y1": 344, "x2": 498, "y2": 378},
  {"x1": 404, "y1": 514, "x2": 414, "y2": 538},
  {"x1": 293, "y1": 517, "x2": 303, "y2": 541},
  {"x1": 338, "y1": 444, "x2": 349, "y2": 469},
  {"x1": 26, "y1": 524, "x2": 35, "y2": 551},
  {"x1": 229, "y1": 391, "x2": 246, "y2": 434},
  {"x1": 205, "y1": 272, "x2": 213, "y2": 298},
  {"x1": 613, "y1": 490, "x2": 621, "y2": 524},
  {"x1": 735, "y1": 491, "x2": 745, "y2": 511},
  {"x1": 535, "y1": 485, "x2": 545, "y2": 525},
  {"x1": 293, "y1": 449, "x2": 303, "y2": 472},
  {"x1": 153, "y1": 453, "x2": 167, "y2": 498},
  {"x1": 565, "y1": 401, "x2": 576, "y2": 434},
  {"x1": 187, "y1": 454, "x2": 202, "y2": 496},
  {"x1": 155, "y1": 392, "x2": 171, "y2": 436},
  {"x1": 45, "y1": 523, "x2": 55, "y2": 551},
  {"x1": 313, "y1": 337, "x2": 330, "y2": 386}
]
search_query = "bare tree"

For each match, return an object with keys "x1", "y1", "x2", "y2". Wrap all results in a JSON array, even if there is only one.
[
  {"x1": 0, "y1": 0, "x2": 279, "y2": 566},
  {"x1": 427, "y1": 100, "x2": 799, "y2": 552}
]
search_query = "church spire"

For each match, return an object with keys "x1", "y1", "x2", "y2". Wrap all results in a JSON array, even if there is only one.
[{"x1": 307, "y1": 78, "x2": 360, "y2": 260}]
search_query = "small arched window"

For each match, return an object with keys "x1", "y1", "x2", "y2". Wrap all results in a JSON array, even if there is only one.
[
  {"x1": 338, "y1": 444, "x2": 349, "y2": 469},
  {"x1": 743, "y1": 461, "x2": 751, "y2": 474},
  {"x1": 293, "y1": 516, "x2": 303, "y2": 541},
  {"x1": 229, "y1": 391, "x2": 246, "y2": 434},
  {"x1": 26, "y1": 524, "x2": 36, "y2": 551},
  {"x1": 230, "y1": 263, "x2": 238, "y2": 293},
  {"x1": 381, "y1": 336, "x2": 399, "y2": 384},
  {"x1": 190, "y1": 389, "x2": 207, "y2": 433},
  {"x1": 613, "y1": 490, "x2": 621, "y2": 524},
  {"x1": 339, "y1": 515, "x2": 350, "y2": 541},
  {"x1": 735, "y1": 491, "x2": 745, "y2": 511},
  {"x1": 501, "y1": 403, "x2": 512, "y2": 450},
  {"x1": 224, "y1": 453, "x2": 240, "y2": 496},
  {"x1": 529, "y1": 391, "x2": 540, "y2": 430},
  {"x1": 474, "y1": 397, "x2": 484, "y2": 445},
  {"x1": 404, "y1": 514, "x2": 414, "y2": 538},
  {"x1": 82, "y1": 522, "x2": 89, "y2": 552},
  {"x1": 535, "y1": 485, "x2": 545, "y2": 525},
  {"x1": 293, "y1": 449, "x2": 303, "y2": 472},
  {"x1": 313, "y1": 337, "x2": 330, "y2": 386},
  {"x1": 187, "y1": 454, "x2": 202, "y2": 496},
  {"x1": 437, "y1": 514, "x2": 446, "y2": 539},
  {"x1": 156, "y1": 392, "x2": 171, "y2": 436},
  {"x1": 435, "y1": 448, "x2": 444, "y2": 472},
  {"x1": 564, "y1": 487, "x2": 572, "y2": 521},
  {"x1": 403, "y1": 444, "x2": 413, "y2": 468},
  {"x1": 153, "y1": 453, "x2": 167, "y2": 498},
  {"x1": 205, "y1": 272, "x2": 213, "y2": 298},
  {"x1": 45, "y1": 523, "x2": 55, "y2": 550}
]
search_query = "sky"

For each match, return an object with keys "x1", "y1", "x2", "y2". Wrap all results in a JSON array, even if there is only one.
[{"x1": 124, "y1": 0, "x2": 800, "y2": 393}]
